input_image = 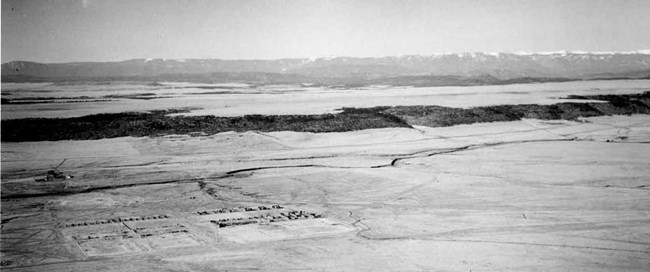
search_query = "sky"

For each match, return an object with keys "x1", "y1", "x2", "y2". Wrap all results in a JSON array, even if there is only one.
[{"x1": 2, "y1": 0, "x2": 650, "y2": 63}]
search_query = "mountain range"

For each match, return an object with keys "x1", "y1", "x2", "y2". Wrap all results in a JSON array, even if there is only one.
[{"x1": 3, "y1": 51, "x2": 650, "y2": 86}]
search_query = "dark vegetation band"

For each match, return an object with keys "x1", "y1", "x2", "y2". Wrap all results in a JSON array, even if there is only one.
[{"x1": 2, "y1": 92, "x2": 649, "y2": 142}]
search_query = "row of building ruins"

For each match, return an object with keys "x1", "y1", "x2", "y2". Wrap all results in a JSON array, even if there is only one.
[
  {"x1": 211, "y1": 210, "x2": 321, "y2": 228},
  {"x1": 63, "y1": 214, "x2": 170, "y2": 228},
  {"x1": 70, "y1": 221, "x2": 187, "y2": 241},
  {"x1": 196, "y1": 205, "x2": 284, "y2": 215}
]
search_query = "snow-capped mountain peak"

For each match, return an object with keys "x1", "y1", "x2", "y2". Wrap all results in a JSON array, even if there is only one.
[{"x1": 3, "y1": 50, "x2": 650, "y2": 81}]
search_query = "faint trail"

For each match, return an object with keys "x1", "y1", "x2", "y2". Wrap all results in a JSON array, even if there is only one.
[
  {"x1": 247, "y1": 155, "x2": 340, "y2": 162},
  {"x1": 99, "y1": 160, "x2": 166, "y2": 168},
  {"x1": 1, "y1": 214, "x2": 40, "y2": 225},
  {"x1": 418, "y1": 238, "x2": 650, "y2": 253},
  {"x1": 5, "y1": 229, "x2": 50, "y2": 248},
  {"x1": 520, "y1": 119, "x2": 579, "y2": 138},
  {"x1": 223, "y1": 164, "x2": 362, "y2": 175},
  {"x1": 355, "y1": 230, "x2": 650, "y2": 254},
  {"x1": 353, "y1": 219, "x2": 650, "y2": 254},
  {"x1": 373, "y1": 137, "x2": 575, "y2": 168},
  {"x1": 1, "y1": 177, "x2": 206, "y2": 199},
  {"x1": 348, "y1": 211, "x2": 372, "y2": 239}
]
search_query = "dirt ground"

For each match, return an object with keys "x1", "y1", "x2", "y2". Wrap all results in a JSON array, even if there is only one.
[{"x1": 2, "y1": 112, "x2": 649, "y2": 271}]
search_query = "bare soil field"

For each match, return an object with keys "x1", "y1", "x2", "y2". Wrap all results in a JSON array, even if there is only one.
[{"x1": 2, "y1": 81, "x2": 650, "y2": 271}]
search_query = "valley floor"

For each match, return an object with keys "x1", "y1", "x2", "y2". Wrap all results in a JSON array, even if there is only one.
[{"x1": 2, "y1": 114, "x2": 649, "y2": 271}]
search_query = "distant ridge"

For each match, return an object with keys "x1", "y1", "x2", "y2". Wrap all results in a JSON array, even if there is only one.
[
  {"x1": 3, "y1": 51, "x2": 650, "y2": 86},
  {"x1": 510, "y1": 49, "x2": 650, "y2": 55}
]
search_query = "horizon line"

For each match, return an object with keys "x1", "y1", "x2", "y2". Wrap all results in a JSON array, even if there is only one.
[{"x1": 4, "y1": 49, "x2": 650, "y2": 65}]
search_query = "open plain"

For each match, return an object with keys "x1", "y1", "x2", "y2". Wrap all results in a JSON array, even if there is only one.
[{"x1": 2, "y1": 81, "x2": 650, "y2": 271}]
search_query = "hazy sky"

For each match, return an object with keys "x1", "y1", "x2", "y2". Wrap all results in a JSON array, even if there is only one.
[{"x1": 2, "y1": 0, "x2": 650, "y2": 63}]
